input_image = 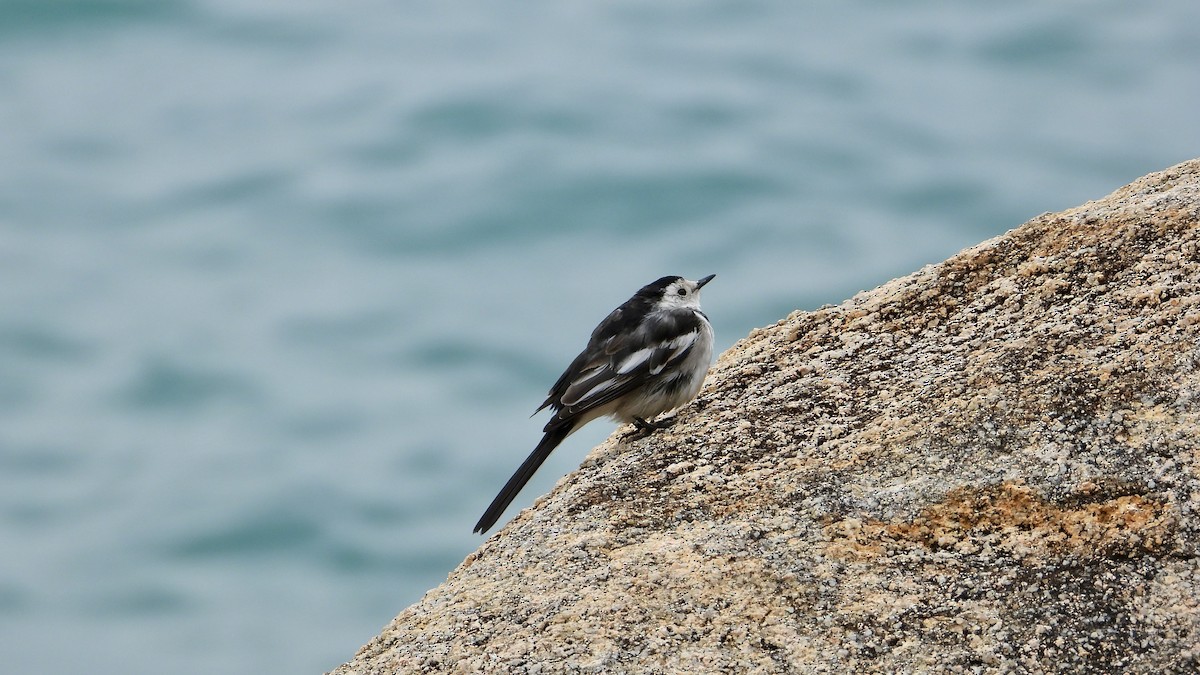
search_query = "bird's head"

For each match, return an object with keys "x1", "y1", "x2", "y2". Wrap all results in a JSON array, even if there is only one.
[{"x1": 643, "y1": 274, "x2": 715, "y2": 311}]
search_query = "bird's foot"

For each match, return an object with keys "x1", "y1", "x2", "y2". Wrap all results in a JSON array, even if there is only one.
[{"x1": 621, "y1": 415, "x2": 677, "y2": 441}]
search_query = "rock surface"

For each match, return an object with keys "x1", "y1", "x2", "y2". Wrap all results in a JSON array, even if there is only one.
[{"x1": 333, "y1": 160, "x2": 1200, "y2": 674}]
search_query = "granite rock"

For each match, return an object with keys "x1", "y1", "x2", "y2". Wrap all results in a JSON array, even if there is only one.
[{"x1": 333, "y1": 160, "x2": 1200, "y2": 674}]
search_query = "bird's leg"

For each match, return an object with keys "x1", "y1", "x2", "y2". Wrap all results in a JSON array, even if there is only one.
[
  {"x1": 622, "y1": 415, "x2": 678, "y2": 440},
  {"x1": 640, "y1": 415, "x2": 678, "y2": 430}
]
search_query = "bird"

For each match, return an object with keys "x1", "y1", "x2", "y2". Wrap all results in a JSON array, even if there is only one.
[{"x1": 474, "y1": 274, "x2": 716, "y2": 534}]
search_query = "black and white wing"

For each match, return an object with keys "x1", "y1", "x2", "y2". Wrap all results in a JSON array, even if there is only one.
[{"x1": 537, "y1": 309, "x2": 706, "y2": 431}]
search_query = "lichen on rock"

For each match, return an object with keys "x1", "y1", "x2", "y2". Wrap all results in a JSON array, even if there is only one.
[{"x1": 333, "y1": 160, "x2": 1200, "y2": 674}]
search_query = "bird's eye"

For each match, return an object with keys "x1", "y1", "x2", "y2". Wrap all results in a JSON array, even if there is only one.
[{"x1": 677, "y1": 288, "x2": 687, "y2": 296}]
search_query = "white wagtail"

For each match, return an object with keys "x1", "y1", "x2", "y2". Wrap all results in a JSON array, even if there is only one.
[{"x1": 474, "y1": 274, "x2": 716, "y2": 533}]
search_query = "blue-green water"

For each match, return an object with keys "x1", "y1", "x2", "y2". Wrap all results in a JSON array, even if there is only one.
[{"x1": 2, "y1": 1, "x2": 1197, "y2": 672}]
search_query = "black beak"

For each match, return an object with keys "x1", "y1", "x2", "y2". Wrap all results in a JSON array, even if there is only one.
[{"x1": 696, "y1": 274, "x2": 716, "y2": 289}]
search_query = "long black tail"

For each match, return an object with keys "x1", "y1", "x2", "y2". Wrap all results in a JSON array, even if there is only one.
[{"x1": 474, "y1": 425, "x2": 572, "y2": 534}]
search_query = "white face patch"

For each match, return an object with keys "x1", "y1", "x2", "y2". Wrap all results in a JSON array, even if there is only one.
[{"x1": 654, "y1": 279, "x2": 705, "y2": 311}]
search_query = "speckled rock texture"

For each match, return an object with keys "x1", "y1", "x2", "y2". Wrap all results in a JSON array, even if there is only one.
[{"x1": 333, "y1": 160, "x2": 1200, "y2": 674}]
